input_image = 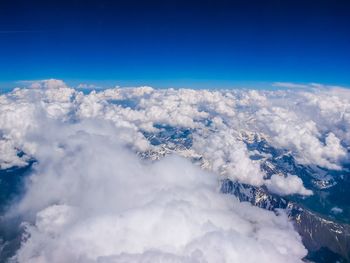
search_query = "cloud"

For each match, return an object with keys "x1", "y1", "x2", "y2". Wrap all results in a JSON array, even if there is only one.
[
  {"x1": 266, "y1": 174, "x2": 313, "y2": 196},
  {"x1": 0, "y1": 139, "x2": 30, "y2": 169},
  {"x1": 6, "y1": 114, "x2": 306, "y2": 263},
  {"x1": 272, "y1": 82, "x2": 310, "y2": 89},
  {"x1": 330, "y1": 207, "x2": 343, "y2": 215},
  {"x1": 1, "y1": 79, "x2": 349, "y2": 196},
  {"x1": 272, "y1": 82, "x2": 350, "y2": 90},
  {"x1": 76, "y1": 83, "x2": 103, "y2": 90},
  {"x1": 16, "y1": 79, "x2": 67, "y2": 89},
  {"x1": 192, "y1": 130, "x2": 265, "y2": 186},
  {"x1": 3, "y1": 78, "x2": 350, "y2": 261}
]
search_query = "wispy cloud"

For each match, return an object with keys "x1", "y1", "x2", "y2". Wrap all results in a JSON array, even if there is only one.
[
  {"x1": 16, "y1": 80, "x2": 40, "y2": 85},
  {"x1": 272, "y1": 82, "x2": 349, "y2": 90},
  {"x1": 272, "y1": 82, "x2": 310, "y2": 89}
]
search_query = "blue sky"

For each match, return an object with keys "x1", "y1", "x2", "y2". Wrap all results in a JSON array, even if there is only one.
[{"x1": 0, "y1": 0, "x2": 350, "y2": 89}]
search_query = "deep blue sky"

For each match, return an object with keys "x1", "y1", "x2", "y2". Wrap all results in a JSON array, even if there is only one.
[{"x1": 0, "y1": 0, "x2": 350, "y2": 89}]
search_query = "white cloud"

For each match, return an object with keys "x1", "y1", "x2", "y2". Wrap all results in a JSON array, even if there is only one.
[
  {"x1": 192, "y1": 130, "x2": 265, "y2": 186},
  {"x1": 0, "y1": 139, "x2": 29, "y2": 169},
  {"x1": 272, "y1": 82, "x2": 350, "y2": 90},
  {"x1": 28, "y1": 79, "x2": 68, "y2": 89},
  {"x1": 3, "y1": 78, "x2": 349, "y2": 261},
  {"x1": 266, "y1": 174, "x2": 313, "y2": 196},
  {"x1": 8, "y1": 116, "x2": 306, "y2": 263},
  {"x1": 272, "y1": 82, "x2": 310, "y2": 89},
  {"x1": 1, "y1": 79, "x2": 349, "y2": 198},
  {"x1": 76, "y1": 83, "x2": 103, "y2": 90}
]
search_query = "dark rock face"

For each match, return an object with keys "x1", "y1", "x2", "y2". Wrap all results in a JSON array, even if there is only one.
[
  {"x1": 221, "y1": 179, "x2": 350, "y2": 262},
  {"x1": 0, "y1": 163, "x2": 34, "y2": 262},
  {"x1": 294, "y1": 208, "x2": 350, "y2": 261}
]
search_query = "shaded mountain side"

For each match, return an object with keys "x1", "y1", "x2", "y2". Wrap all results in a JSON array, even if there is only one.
[
  {"x1": 221, "y1": 179, "x2": 350, "y2": 262},
  {"x1": 0, "y1": 163, "x2": 34, "y2": 263}
]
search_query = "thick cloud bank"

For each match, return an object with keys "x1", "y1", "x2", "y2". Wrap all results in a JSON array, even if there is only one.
[
  {"x1": 1, "y1": 79, "x2": 349, "y2": 262},
  {"x1": 1, "y1": 80, "x2": 349, "y2": 194},
  {"x1": 8, "y1": 120, "x2": 305, "y2": 263}
]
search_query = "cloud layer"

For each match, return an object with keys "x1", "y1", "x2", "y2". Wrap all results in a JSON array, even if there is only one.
[
  {"x1": 1, "y1": 79, "x2": 349, "y2": 262},
  {"x1": 9, "y1": 119, "x2": 305, "y2": 263},
  {"x1": 1, "y1": 80, "x2": 349, "y2": 193}
]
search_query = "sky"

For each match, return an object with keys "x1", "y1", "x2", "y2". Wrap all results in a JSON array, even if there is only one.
[{"x1": 0, "y1": 0, "x2": 350, "y2": 89}]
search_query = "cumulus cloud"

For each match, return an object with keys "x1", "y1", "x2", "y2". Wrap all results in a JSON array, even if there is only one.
[
  {"x1": 266, "y1": 174, "x2": 313, "y2": 196},
  {"x1": 28, "y1": 79, "x2": 68, "y2": 90},
  {"x1": 76, "y1": 83, "x2": 103, "y2": 90},
  {"x1": 192, "y1": 130, "x2": 265, "y2": 186},
  {"x1": 0, "y1": 139, "x2": 30, "y2": 169},
  {"x1": 1, "y1": 79, "x2": 349, "y2": 196},
  {"x1": 6, "y1": 113, "x2": 306, "y2": 263},
  {"x1": 2, "y1": 79, "x2": 349, "y2": 261}
]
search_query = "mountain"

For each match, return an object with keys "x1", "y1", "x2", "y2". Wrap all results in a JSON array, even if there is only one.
[
  {"x1": 221, "y1": 179, "x2": 350, "y2": 262},
  {"x1": 141, "y1": 126, "x2": 350, "y2": 262}
]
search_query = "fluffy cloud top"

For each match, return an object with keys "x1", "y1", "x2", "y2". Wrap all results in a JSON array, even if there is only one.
[
  {"x1": 0, "y1": 79, "x2": 349, "y2": 262},
  {"x1": 1, "y1": 80, "x2": 349, "y2": 194},
  {"x1": 265, "y1": 174, "x2": 313, "y2": 196},
  {"x1": 6, "y1": 111, "x2": 306, "y2": 263}
]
